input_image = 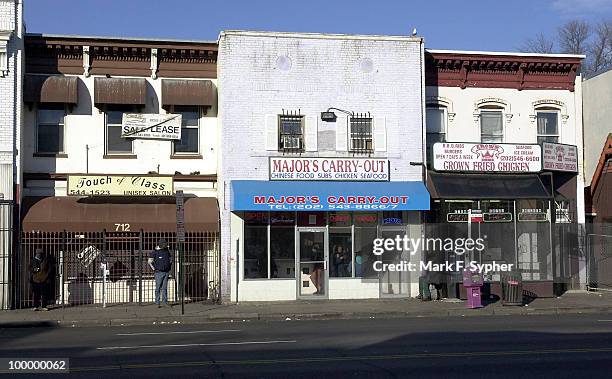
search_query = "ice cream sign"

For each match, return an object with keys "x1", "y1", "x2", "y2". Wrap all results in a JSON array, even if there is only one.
[{"x1": 433, "y1": 143, "x2": 542, "y2": 173}]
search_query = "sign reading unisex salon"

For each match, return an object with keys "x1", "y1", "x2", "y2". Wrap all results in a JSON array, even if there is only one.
[
  {"x1": 67, "y1": 175, "x2": 174, "y2": 196},
  {"x1": 270, "y1": 157, "x2": 389, "y2": 181},
  {"x1": 542, "y1": 142, "x2": 578, "y2": 172},
  {"x1": 433, "y1": 143, "x2": 541, "y2": 172},
  {"x1": 121, "y1": 114, "x2": 182, "y2": 140}
]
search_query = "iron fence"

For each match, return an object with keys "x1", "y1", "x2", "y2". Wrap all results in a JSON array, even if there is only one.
[
  {"x1": 587, "y1": 224, "x2": 612, "y2": 291},
  {"x1": 18, "y1": 230, "x2": 219, "y2": 309},
  {"x1": 0, "y1": 201, "x2": 12, "y2": 309}
]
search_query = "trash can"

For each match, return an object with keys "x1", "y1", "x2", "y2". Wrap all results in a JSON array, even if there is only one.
[
  {"x1": 501, "y1": 271, "x2": 523, "y2": 306},
  {"x1": 419, "y1": 276, "x2": 431, "y2": 301},
  {"x1": 462, "y1": 269, "x2": 483, "y2": 309}
]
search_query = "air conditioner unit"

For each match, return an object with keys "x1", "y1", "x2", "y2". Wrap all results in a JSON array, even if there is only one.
[{"x1": 282, "y1": 136, "x2": 301, "y2": 150}]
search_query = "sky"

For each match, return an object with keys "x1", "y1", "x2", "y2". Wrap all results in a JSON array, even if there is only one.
[{"x1": 24, "y1": 0, "x2": 612, "y2": 52}]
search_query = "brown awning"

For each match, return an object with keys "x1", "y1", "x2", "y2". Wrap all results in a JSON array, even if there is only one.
[
  {"x1": 94, "y1": 77, "x2": 147, "y2": 106},
  {"x1": 22, "y1": 196, "x2": 219, "y2": 232},
  {"x1": 24, "y1": 75, "x2": 78, "y2": 104},
  {"x1": 161, "y1": 79, "x2": 215, "y2": 107}
]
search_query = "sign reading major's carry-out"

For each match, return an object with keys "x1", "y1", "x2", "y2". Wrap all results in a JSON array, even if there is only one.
[
  {"x1": 433, "y1": 143, "x2": 541, "y2": 173},
  {"x1": 67, "y1": 175, "x2": 174, "y2": 196},
  {"x1": 121, "y1": 114, "x2": 182, "y2": 140},
  {"x1": 269, "y1": 157, "x2": 389, "y2": 181},
  {"x1": 542, "y1": 142, "x2": 578, "y2": 173}
]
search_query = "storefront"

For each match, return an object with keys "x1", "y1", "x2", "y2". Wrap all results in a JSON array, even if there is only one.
[{"x1": 230, "y1": 178, "x2": 430, "y2": 301}]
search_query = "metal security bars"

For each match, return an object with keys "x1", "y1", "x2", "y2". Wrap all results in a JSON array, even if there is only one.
[
  {"x1": 17, "y1": 230, "x2": 219, "y2": 309},
  {"x1": 279, "y1": 111, "x2": 304, "y2": 153},
  {"x1": 349, "y1": 114, "x2": 373, "y2": 153},
  {"x1": 0, "y1": 201, "x2": 12, "y2": 310}
]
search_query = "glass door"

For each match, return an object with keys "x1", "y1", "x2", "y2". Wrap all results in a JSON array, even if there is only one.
[
  {"x1": 297, "y1": 228, "x2": 328, "y2": 299},
  {"x1": 379, "y1": 227, "x2": 409, "y2": 297}
]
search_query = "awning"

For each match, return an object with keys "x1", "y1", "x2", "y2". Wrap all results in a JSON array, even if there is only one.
[
  {"x1": 231, "y1": 180, "x2": 430, "y2": 211},
  {"x1": 24, "y1": 75, "x2": 78, "y2": 104},
  {"x1": 94, "y1": 77, "x2": 146, "y2": 106},
  {"x1": 162, "y1": 79, "x2": 215, "y2": 107},
  {"x1": 22, "y1": 196, "x2": 219, "y2": 232},
  {"x1": 427, "y1": 172, "x2": 551, "y2": 199}
]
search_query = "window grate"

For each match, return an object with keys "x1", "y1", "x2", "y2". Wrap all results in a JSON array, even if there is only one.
[
  {"x1": 350, "y1": 114, "x2": 373, "y2": 153},
  {"x1": 279, "y1": 112, "x2": 304, "y2": 153}
]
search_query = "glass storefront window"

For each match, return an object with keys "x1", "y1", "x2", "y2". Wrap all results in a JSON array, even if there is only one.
[
  {"x1": 244, "y1": 225, "x2": 268, "y2": 279},
  {"x1": 270, "y1": 226, "x2": 295, "y2": 278},
  {"x1": 354, "y1": 225, "x2": 377, "y2": 278},
  {"x1": 298, "y1": 212, "x2": 327, "y2": 227},
  {"x1": 480, "y1": 200, "x2": 516, "y2": 276},
  {"x1": 517, "y1": 199, "x2": 552, "y2": 280},
  {"x1": 329, "y1": 228, "x2": 352, "y2": 278},
  {"x1": 328, "y1": 212, "x2": 352, "y2": 227},
  {"x1": 382, "y1": 211, "x2": 405, "y2": 225}
]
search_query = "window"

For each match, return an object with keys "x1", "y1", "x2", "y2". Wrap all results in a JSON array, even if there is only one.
[
  {"x1": 278, "y1": 115, "x2": 304, "y2": 152},
  {"x1": 349, "y1": 116, "x2": 373, "y2": 153},
  {"x1": 173, "y1": 106, "x2": 200, "y2": 155},
  {"x1": 426, "y1": 107, "x2": 446, "y2": 163},
  {"x1": 105, "y1": 105, "x2": 134, "y2": 154},
  {"x1": 244, "y1": 213, "x2": 269, "y2": 279},
  {"x1": 536, "y1": 111, "x2": 559, "y2": 144},
  {"x1": 480, "y1": 110, "x2": 504, "y2": 143},
  {"x1": 37, "y1": 105, "x2": 65, "y2": 154}
]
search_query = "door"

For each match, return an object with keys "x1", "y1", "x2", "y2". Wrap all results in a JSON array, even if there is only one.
[
  {"x1": 297, "y1": 229, "x2": 328, "y2": 299},
  {"x1": 379, "y1": 227, "x2": 409, "y2": 297}
]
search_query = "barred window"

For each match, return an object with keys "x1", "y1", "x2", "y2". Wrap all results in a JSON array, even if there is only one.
[
  {"x1": 279, "y1": 115, "x2": 304, "y2": 152},
  {"x1": 349, "y1": 116, "x2": 373, "y2": 153}
]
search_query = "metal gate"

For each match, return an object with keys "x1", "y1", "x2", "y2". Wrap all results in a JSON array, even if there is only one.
[
  {"x1": 18, "y1": 230, "x2": 220, "y2": 308},
  {"x1": 587, "y1": 225, "x2": 612, "y2": 291},
  {"x1": 0, "y1": 201, "x2": 12, "y2": 309}
]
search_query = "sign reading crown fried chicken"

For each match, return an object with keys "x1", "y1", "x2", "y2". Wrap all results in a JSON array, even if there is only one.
[{"x1": 433, "y1": 143, "x2": 541, "y2": 173}]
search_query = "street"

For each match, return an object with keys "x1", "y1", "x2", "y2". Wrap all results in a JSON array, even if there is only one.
[{"x1": 2, "y1": 313, "x2": 612, "y2": 378}]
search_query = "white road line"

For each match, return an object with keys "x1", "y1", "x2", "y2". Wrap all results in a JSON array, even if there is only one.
[
  {"x1": 116, "y1": 329, "x2": 241, "y2": 336},
  {"x1": 597, "y1": 320, "x2": 612, "y2": 322},
  {"x1": 97, "y1": 340, "x2": 297, "y2": 350}
]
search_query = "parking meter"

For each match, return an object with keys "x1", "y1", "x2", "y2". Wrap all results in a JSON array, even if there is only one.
[{"x1": 462, "y1": 269, "x2": 484, "y2": 309}]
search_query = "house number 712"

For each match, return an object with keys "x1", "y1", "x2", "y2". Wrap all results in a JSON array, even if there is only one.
[{"x1": 115, "y1": 223, "x2": 131, "y2": 231}]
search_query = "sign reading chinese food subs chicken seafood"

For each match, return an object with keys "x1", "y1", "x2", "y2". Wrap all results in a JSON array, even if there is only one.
[
  {"x1": 121, "y1": 114, "x2": 182, "y2": 140},
  {"x1": 67, "y1": 175, "x2": 174, "y2": 196},
  {"x1": 269, "y1": 157, "x2": 389, "y2": 181},
  {"x1": 433, "y1": 143, "x2": 541, "y2": 173}
]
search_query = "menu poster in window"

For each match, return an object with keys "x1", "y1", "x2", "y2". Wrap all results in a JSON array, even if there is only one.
[
  {"x1": 433, "y1": 143, "x2": 541, "y2": 173},
  {"x1": 542, "y1": 142, "x2": 578, "y2": 173}
]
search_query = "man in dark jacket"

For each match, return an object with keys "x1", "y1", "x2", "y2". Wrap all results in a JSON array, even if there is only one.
[
  {"x1": 30, "y1": 248, "x2": 54, "y2": 311},
  {"x1": 148, "y1": 239, "x2": 172, "y2": 307}
]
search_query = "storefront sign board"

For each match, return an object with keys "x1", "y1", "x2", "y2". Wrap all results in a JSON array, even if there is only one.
[
  {"x1": 542, "y1": 142, "x2": 578, "y2": 172},
  {"x1": 433, "y1": 143, "x2": 541, "y2": 173},
  {"x1": 269, "y1": 157, "x2": 389, "y2": 181},
  {"x1": 67, "y1": 175, "x2": 174, "y2": 196},
  {"x1": 121, "y1": 114, "x2": 182, "y2": 140}
]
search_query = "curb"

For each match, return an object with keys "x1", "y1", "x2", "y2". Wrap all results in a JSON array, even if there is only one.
[{"x1": 2, "y1": 306, "x2": 612, "y2": 328}]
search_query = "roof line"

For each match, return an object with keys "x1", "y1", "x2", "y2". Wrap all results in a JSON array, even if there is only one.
[
  {"x1": 25, "y1": 33, "x2": 217, "y2": 45},
  {"x1": 426, "y1": 48, "x2": 585, "y2": 59},
  {"x1": 219, "y1": 30, "x2": 423, "y2": 42}
]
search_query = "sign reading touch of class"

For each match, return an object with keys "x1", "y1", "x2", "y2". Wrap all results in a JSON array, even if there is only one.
[
  {"x1": 269, "y1": 157, "x2": 389, "y2": 181},
  {"x1": 542, "y1": 142, "x2": 578, "y2": 173},
  {"x1": 433, "y1": 143, "x2": 541, "y2": 173},
  {"x1": 67, "y1": 175, "x2": 174, "y2": 196},
  {"x1": 121, "y1": 114, "x2": 182, "y2": 140}
]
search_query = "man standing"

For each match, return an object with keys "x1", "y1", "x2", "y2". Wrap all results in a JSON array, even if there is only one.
[
  {"x1": 30, "y1": 248, "x2": 54, "y2": 311},
  {"x1": 148, "y1": 239, "x2": 172, "y2": 307}
]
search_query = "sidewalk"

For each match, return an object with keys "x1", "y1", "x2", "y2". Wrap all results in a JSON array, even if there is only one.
[{"x1": 2, "y1": 291, "x2": 612, "y2": 328}]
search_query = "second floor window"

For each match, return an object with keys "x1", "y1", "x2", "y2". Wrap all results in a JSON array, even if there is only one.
[
  {"x1": 480, "y1": 110, "x2": 503, "y2": 143},
  {"x1": 37, "y1": 105, "x2": 65, "y2": 154},
  {"x1": 279, "y1": 115, "x2": 304, "y2": 151},
  {"x1": 173, "y1": 106, "x2": 200, "y2": 155},
  {"x1": 426, "y1": 107, "x2": 446, "y2": 163},
  {"x1": 349, "y1": 116, "x2": 373, "y2": 153},
  {"x1": 106, "y1": 105, "x2": 134, "y2": 154},
  {"x1": 537, "y1": 111, "x2": 559, "y2": 144}
]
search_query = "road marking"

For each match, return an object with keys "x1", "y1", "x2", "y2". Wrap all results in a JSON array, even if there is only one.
[
  {"x1": 72, "y1": 346, "x2": 612, "y2": 372},
  {"x1": 116, "y1": 329, "x2": 240, "y2": 336},
  {"x1": 97, "y1": 340, "x2": 296, "y2": 350},
  {"x1": 597, "y1": 320, "x2": 612, "y2": 322}
]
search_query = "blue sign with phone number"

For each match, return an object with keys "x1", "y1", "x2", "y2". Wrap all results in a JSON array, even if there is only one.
[{"x1": 231, "y1": 180, "x2": 430, "y2": 211}]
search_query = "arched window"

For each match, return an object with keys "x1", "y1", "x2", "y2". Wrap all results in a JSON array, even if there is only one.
[
  {"x1": 425, "y1": 97, "x2": 453, "y2": 163},
  {"x1": 474, "y1": 98, "x2": 511, "y2": 143},
  {"x1": 531, "y1": 100, "x2": 567, "y2": 144}
]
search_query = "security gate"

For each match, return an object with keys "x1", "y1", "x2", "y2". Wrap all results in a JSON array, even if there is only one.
[
  {"x1": 587, "y1": 225, "x2": 612, "y2": 291},
  {"x1": 18, "y1": 230, "x2": 220, "y2": 308},
  {"x1": 0, "y1": 201, "x2": 12, "y2": 309}
]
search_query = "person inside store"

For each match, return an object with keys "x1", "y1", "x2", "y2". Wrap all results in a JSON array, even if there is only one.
[
  {"x1": 148, "y1": 239, "x2": 172, "y2": 307},
  {"x1": 310, "y1": 243, "x2": 324, "y2": 294},
  {"x1": 30, "y1": 248, "x2": 54, "y2": 311}
]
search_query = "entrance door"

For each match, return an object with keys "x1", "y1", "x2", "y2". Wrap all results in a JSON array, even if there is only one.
[
  {"x1": 379, "y1": 227, "x2": 409, "y2": 297},
  {"x1": 297, "y1": 229, "x2": 328, "y2": 299}
]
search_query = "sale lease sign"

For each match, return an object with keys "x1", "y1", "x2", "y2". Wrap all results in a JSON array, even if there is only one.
[
  {"x1": 433, "y1": 143, "x2": 541, "y2": 173},
  {"x1": 121, "y1": 114, "x2": 182, "y2": 140}
]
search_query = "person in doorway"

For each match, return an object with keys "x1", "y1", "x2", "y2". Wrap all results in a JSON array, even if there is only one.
[
  {"x1": 30, "y1": 248, "x2": 54, "y2": 311},
  {"x1": 310, "y1": 243, "x2": 324, "y2": 294},
  {"x1": 148, "y1": 239, "x2": 172, "y2": 307}
]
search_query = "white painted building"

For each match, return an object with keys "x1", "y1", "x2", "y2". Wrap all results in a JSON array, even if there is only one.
[
  {"x1": 0, "y1": 0, "x2": 23, "y2": 309},
  {"x1": 218, "y1": 31, "x2": 430, "y2": 302}
]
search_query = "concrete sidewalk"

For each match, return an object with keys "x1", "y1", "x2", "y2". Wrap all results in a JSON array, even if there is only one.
[{"x1": 2, "y1": 291, "x2": 612, "y2": 328}]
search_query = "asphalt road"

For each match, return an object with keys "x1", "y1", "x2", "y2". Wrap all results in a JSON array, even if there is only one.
[{"x1": 2, "y1": 313, "x2": 612, "y2": 378}]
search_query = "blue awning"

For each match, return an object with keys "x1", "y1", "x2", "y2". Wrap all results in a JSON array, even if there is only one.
[{"x1": 231, "y1": 180, "x2": 430, "y2": 211}]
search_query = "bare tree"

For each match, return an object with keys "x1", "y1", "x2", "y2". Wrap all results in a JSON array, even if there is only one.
[
  {"x1": 558, "y1": 20, "x2": 591, "y2": 55},
  {"x1": 588, "y1": 20, "x2": 612, "y2": 74},
  {"x1": 521, "y1": 33, "x2": 555, "y2": 54}
]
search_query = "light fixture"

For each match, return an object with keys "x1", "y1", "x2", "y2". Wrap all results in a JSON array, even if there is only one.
[{"x1": 321, "y1": 107, "x2": 354, "y2": 122}]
